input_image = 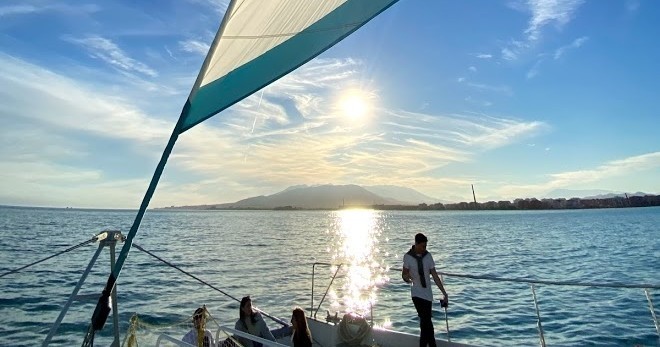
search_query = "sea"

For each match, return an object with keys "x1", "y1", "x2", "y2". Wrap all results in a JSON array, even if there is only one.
[{"x1": 0, "y1": 205, "x2": 658, "y2": 347}]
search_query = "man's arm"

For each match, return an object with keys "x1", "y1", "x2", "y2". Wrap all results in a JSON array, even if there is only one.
[
  {"x1": 402, "y1": 266, "x2": 412, "y2": 283},
  {"x1": 430, "y1": 268, "x2": 448, "y2": 305}
]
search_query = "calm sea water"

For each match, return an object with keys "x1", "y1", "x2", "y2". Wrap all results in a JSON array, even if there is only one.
[{"x1": 0, "y1": 206, "x2": 658, "y2": 347}]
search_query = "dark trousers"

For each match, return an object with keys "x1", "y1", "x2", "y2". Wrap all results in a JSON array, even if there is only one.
[{"x1": 412, "y1": 296, "x2": 436, "y2": 347}]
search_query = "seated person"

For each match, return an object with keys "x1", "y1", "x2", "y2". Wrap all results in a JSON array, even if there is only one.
[
  {"x1": 235, "y1": 296, "x2": 276, "y2": 347},
  {"x1": 182, "y1": 307, "x2": 214, "y2": 347},
  {"x1": 291, "y1": 307, "x2": 312, "y2": 347}
]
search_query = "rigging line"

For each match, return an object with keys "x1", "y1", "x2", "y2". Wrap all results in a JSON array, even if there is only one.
[
  {"x1": 132, "y1": 243, "x2": 289, "y2": 327},
  {"x1": 0, "y1": 236, "x2": 98, "y2": 279},
  {"x1": 133, "y1": 243, "x2": 239, "y2": 302},
  {"x1": 437, "y1": 271, "x2": 660, "y2": 290}
]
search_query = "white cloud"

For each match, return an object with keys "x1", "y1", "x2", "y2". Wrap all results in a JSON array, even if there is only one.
[
  {"x1": 526, "y1": 59, "x2": 543, "y2": 79},
  {"x1": 179, "y1": 40, "x2": 211, "y2": 56},
  {"x1": 0, "y1": 54, "x2": 169, "y2": 142},
  {"x1": 502, "y1": 0, "x2": 584, "y2": 61},
  {"x1": 468, "y1": 66, "x2": 477, "y2": 72},
  {"x1": 501, "y1": 40, "x2": 527, "y2": 61},
  {"x1": 554, "y1": 36, "x2": 588, "y2": 60},
  {"x1": 0, "y1": 5, "x2": 37, "y2": 16},
  {"x1": 0, "y1": 53, "x2": 548, "y2": 208},
  {"x1": 548, "y1": 152, "x2": 660, "y2": 185},
  {"x1": 525, "y1": 0, "x2": 585, "y2": 41},
  {"x1": 475, "y1": 53, "x2": 492, "y2": 59},
  {"x1": 184, "y1": 0, "x2": 230, "y2": 13},
  {"x1": 0, "y1": 4, "x2": 99, "y2": 17},
  {"x1": 495, "y1": 152, "x2": 660, "y2": 198},
  {"x1": 63, "y1": 35, "x2": 158, "y2": 77},
  {"x1": 466, "y1": 82, "x2": 514, "y2": 96}
]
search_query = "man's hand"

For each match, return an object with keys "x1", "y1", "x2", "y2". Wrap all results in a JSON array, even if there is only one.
[
  {"x1": 440, "y1": 295, "x2": 448, "y2": 308},
  {"x1": 402, "y1": 268, "x2": 412, "y2": 283}
]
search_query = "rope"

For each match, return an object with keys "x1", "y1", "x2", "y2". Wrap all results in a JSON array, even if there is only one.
[
  {"x1": 132, "y1": 243, "x2": 288, "y2": 327},
  {"x1": 0, "y1": 236, "x2": 98, "y2": 279},
  {"x1": 338, "y1": 313, "x2": 370, "y2": 346}
]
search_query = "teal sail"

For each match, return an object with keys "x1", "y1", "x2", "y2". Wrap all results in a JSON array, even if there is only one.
[
  {"x1": 181, "y1": 0, "x2": 400, "y2": 133},
  {"x1": 82, "y1": 0, "x2": 400, "y2": 345}
]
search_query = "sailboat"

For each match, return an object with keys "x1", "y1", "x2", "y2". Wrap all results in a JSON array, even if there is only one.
[
  {"x1": 61, "y1": 1, "x2": 469, "y2": 346},
  {"x1": 23, "y1": 1, "x2": 659, "y2": 346}
]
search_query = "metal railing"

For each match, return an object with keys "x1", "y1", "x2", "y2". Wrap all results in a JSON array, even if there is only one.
[{"x1": 310, "y1": 262, "x2": 660, "y2": 346}]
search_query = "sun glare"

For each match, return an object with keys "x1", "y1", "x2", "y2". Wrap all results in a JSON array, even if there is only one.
[
  {"x1": 337, "y1": 90, "x2": 373, "y2": 121},
  {"x1": 327, "y1": 209, "x2": 389, "y2": 317}
]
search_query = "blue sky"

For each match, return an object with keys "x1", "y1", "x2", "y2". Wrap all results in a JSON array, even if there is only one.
[{"x1": 0, "y1": 0, "x2": 658, "y2": 209}]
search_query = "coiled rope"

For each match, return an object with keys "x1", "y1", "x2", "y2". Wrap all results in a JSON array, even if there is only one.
[{"x1": 338, "y1": 313, "x2": 370, "y2": 346}]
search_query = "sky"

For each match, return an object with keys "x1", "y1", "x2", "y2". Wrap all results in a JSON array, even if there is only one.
[{"x1": 0, "y1": 0, "x2": 658, "y2": 209}]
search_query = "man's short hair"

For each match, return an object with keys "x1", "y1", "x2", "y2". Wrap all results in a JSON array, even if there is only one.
[{"x1": 415, "y1": 233, "x2": 428, "y2": 244}]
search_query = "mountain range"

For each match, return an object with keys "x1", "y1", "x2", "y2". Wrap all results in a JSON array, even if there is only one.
[
  {"x1": 160, "y1": 186, "x2": 653, "y2": 210},
  {"x1": 543, "y1": 189, "x2": 650, "y2": 200},
  {"x1": 163, "y1": 184, "x2": 444, "y2": 210}
]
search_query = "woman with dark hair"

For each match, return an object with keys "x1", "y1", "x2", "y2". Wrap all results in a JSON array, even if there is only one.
[
  {"x1": 235, "y1": 296, "x2": 276, "y2": 347},
  {"x1": 291, "y1": 307, "x2": 312, "y2": 347}
]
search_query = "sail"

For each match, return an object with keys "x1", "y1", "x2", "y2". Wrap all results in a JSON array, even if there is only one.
[
  {"x1": 180, "y1": 0, "x2": 400, "y2": 133},
  {"x1": 83, "y1": 2, "x2": 400, "y2": 344}
]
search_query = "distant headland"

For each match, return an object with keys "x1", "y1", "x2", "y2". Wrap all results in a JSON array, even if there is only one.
[{"x1": 157, "y1": 184, "x2": 660, "y2": 211}]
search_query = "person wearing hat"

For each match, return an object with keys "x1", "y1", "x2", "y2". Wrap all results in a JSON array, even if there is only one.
[
  {"x1": 402, "y1": 233, "x2": 448, "y2": 347},
  {"x1": 182, "y1": 307, "x2": 215, "y2": 347}
]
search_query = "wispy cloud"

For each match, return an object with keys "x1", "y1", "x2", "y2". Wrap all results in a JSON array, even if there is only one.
[
  {"x1": 0, "y1": 5, "x2": 38, "y2": 16},
  {"x1": 0, "y1": 54, "x2": 170, "y2": 143},
  {"x1": 466, "y1": 82, "x2": 514, "y2": 96},
  {"x1": 526, "y1": 36, "x2": 587, "y2": 79},
  {"x1": 184, "y1": 0, "x2": 230, "y2": 14},
  {"x1": 63, "y1": 35, "x2": 158, "y2": 77},
  {"x1": 501, "y1": 40, "x2": 527, "y2": 61},
  {"x1": 548, "y1": 152, "x2": 660, "y2": 186},
  {"x1": 0, "y1": 52, "x2": 547, "y2": 207},
  {"x1": 526, "y1": 59, "x2": 543, "y2": 79},
  {"x1": 554, "y1": 36, "x2": 588, "y2": 59},
  {"x1": 474, "y1": 53, "x2": 492, "y2": 59},
  {"x1": 502, "y1": 0, "x2": 585, "y2": 60},
  {"x1": 180, "y1": 40, "x2": 210, "y2": 56},
  {"x1": 525, "y1": 0, "x2": 585, "y2": 41},
  {"x1": 0, "y1": 3, "x2": 99, "y2": 17},
  {"x1": 495, "y1": 152, "x2": 660, "y2": 198}
]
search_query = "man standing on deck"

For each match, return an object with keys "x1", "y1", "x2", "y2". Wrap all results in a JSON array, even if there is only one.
[{"x1": 402, "y1": 233, "x2": 448, "y2": 347}]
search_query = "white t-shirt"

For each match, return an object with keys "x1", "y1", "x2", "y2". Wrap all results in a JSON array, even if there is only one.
[{"x1": 403, "y1": 250, "x2": 436, "y2": 302}]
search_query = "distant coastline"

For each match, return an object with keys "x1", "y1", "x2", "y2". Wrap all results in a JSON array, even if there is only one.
[{"x1": 159, "y1": 194, "x2": 660, "y2": 211}]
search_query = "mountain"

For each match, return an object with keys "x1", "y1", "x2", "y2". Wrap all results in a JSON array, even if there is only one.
[
  {"x1": 583, "y1": 191, "x2": 649, "y2": 199},
  {"x1": 214, "y1": 184, "x2": 403, "y2": 209},
  {"x1": 544, "y1": 189, "x2": 651, "y2": 199},
  {"x1": 363, "y1": 185, "x2": 445, "y2": 204}
]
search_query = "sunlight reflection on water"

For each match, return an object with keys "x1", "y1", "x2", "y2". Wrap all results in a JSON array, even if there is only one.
[{"x1": 326, "y1": 209, "x2": 390, "y2": 317}]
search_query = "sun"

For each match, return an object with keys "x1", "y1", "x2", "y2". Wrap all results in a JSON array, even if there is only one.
[{"x1": 338, "y1": 90, "x2": 373, "y2": 121}]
